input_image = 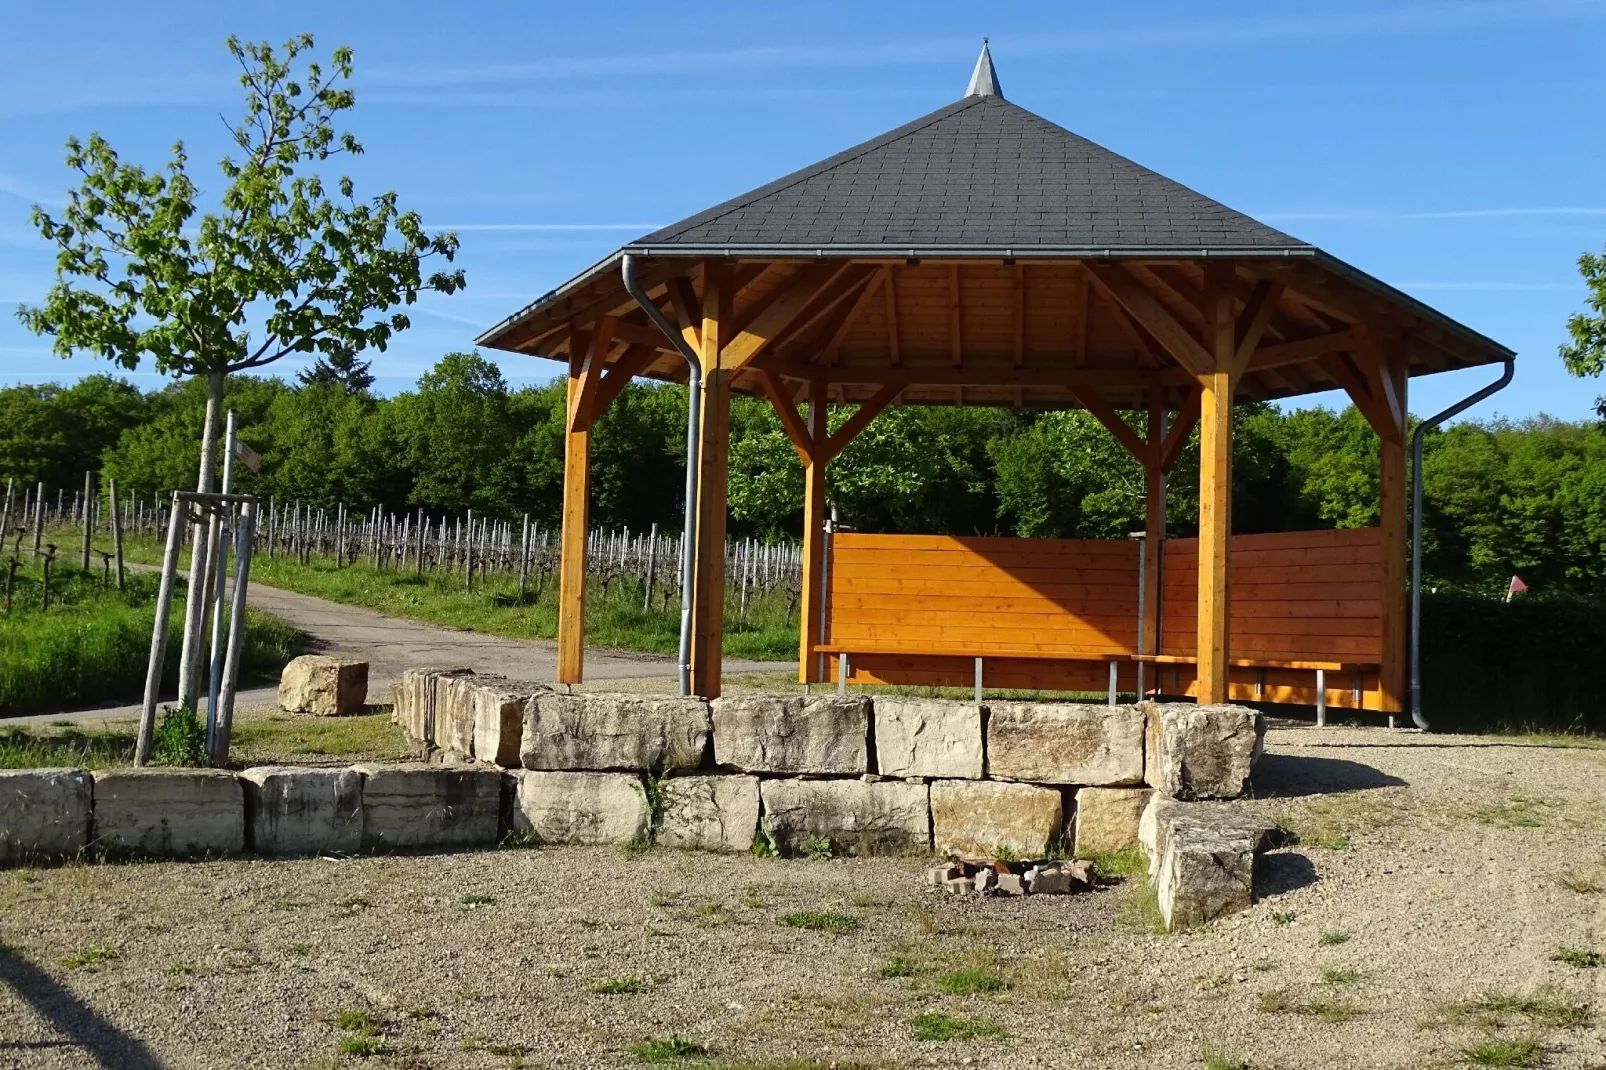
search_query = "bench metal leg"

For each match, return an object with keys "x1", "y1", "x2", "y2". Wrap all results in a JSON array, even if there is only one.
[
  {"x1": 837, "y1": 653, "x2": 849, "y2": 697},
  {"x1": 974, "y1": 656, "x2": 983, "y2": 704},
  {"x1": 1108, "y1": 660, "x2": 1118, "y2": 706},
  {"x1": 1136, "y1": 662, "x2": 1145, "y2": 700},
  {"x1": 1315, "y1": 667, "x2": 1326, "y2": 727}
]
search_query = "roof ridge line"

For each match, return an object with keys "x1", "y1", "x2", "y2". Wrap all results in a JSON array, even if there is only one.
[{"x1": 635, "y1": 96, "x2": 989, "y2": 247}]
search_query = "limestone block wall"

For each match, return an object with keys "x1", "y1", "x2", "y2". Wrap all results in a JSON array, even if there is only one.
[{"x1": 390, "y1": 670, "x2": 1267, "y2": 858}]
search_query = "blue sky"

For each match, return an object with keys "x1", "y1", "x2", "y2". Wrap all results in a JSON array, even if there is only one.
[{"x1": 2, "y1": 0, "x2": 1603, "y2": 422}]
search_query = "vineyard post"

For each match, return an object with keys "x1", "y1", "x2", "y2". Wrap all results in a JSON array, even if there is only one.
[{"x1": 109, "y1": 477, "x2": 124, "y2": 590}]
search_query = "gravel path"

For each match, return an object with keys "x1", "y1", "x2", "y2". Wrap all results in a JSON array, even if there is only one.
[
  {"x1": 16, "y1": 576, "x2": 789, "y2": 728},
  {"x1": 3, "y1": 725, "x2": 1606, "y2": 1068}
]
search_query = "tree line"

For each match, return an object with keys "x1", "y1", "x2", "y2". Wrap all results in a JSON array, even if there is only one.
[{"x1": 3, "y1": 350, "x2": 1604, "y2": 599}]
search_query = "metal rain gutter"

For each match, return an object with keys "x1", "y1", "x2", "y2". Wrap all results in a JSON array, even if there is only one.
[
  {"x1": 1408, "y1": 356, "x2": 1515, "y2": 729},
  {"x1": 622, "y1": 253, "x2": 702, "y2": 697}
]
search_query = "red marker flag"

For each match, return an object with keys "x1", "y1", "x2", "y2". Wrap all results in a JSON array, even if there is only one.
[{"x1": 1506, "y1": 574, "x2": 1527, "y2": 602}]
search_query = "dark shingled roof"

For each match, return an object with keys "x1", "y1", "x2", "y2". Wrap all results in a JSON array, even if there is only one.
[{"x1": 631, "y1": 94, "x2": 1310, "y2": 254}]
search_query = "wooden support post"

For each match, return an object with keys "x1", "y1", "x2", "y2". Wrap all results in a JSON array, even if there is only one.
[
  {"x1": 1142, "y1": 388, "x2": 1166, "y2": 657},
  {"x1": 555, "y1": 329, "x2": 595, "y2": 685},
  {"x1": 1196, "y1": 264, "x2": 1237, "y2": 704},
  {"x1": 798, "y1": 380, "x2": 829, "y2": 683},
  {"x1": 1377, "y1": 343, "x2": 1409, "y2": 715},
  {"x1": 689, "y1": 262, "x2": 732, "y2": 698}
]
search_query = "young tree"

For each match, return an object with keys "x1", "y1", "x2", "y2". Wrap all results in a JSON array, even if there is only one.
[
  {"x1": 1562, "y1": 245, "x2": 1606, "y2": 420},
  {"x1": 297, "y1": 350, "x2": 376, "y2": 393},
  {"x1": 17, "y1": 32, "x2": 464, "y2": 706}
]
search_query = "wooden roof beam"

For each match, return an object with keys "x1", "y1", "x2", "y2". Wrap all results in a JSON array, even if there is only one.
[
  {"x1": 823, "y1": 266, "x2": 889, "y2": 365},
  {"x1": 756, "y1": 369, "x2": 814, "y2": 464},
  {"x1": 1086, "y1": 263, "x2": 1214, "y2": 378},
  {"x1": 821, "y1": 383, "x2": 902, "y2": 463}
]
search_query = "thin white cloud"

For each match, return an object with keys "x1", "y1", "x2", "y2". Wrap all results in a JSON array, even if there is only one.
[
  {"x1": 1398, "y1": 282, "x2": 1582, "y2": 291},
  {"x1": 1261, "y1": 207, "x2": 1606, "y2": 222},
  {"x1": 408, "y1": 306, "x2": 491, "y2": 328},
  {"x1": 439, "y1": 223, "x2": 661, "y2": 232},
  {"x1": 365, "y1": 0, "x2": 1606, "y2": 91}
]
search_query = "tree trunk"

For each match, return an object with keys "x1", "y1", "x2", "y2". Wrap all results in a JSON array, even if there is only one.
[{"x1": 177, "y1": 368, "x2": 225, "y2": 710}]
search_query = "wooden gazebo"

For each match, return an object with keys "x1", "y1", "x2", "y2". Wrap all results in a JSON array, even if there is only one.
[{"x1": 478, "y1": 45, "x2": 1513, "y2": 717}]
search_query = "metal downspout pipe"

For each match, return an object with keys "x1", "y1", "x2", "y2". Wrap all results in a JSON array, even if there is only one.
[
  {"x1": 622, "y1": 254, "x2": 703, "y2": 697},
  {"x1": 1408, "y1": 357, "x2": 1515, "y2": 729}
]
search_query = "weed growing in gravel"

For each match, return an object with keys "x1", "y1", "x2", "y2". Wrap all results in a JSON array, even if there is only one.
[
  {"x1": 936, "y1": 967, "x2": 1005, "y2": 995},
  {"x1": 904, "y1": 904, "x2": 939, "y2": 936},
  {"x1": 908, "y1": 1012, "x2": 1005, "y2": 1042},
  {"x1": 151, "y1": 704, "x2": 206, "y2": 766},
  {"x1": 288, "y1": 942, "x2": 312, "y2": 956},
  {"x1": 630, "y1": 1036, "x2": 709, "y2": 1062},
  {"x1": 621, "y1": 836, "x2": 654, "y2": 859},
  {"x1": 1555, "y1": 871, "x2": 1604, "y2": 894},
  {"x1": 1460, "y1": 1037, "x2": 1545, "y2": 1068},
  {"x1": 750, "y1": 828, "x2": 779, "y2": 858},
  {"x1": 850, "y1": 893, "x2": 888, "y2": 909},
  {"x1": 650, "y1": 888, "x2": 682, "y2": 908},
  {"x1": 1257, "y1": 990, "x2": 1363, "y2": 1021},
  {"x1": 779, "y1": 911, "x2": 860, "y2": 935},
  {"x1": 591, "y1": 977, "x2": 649, "y2": 994},
  {"x1": 1318, "y1": 930, "x2": 1351, "y2": 947},
  {"x1": 1322, "y1": 969, "x2": 1364, "y2": 986},
  {"x1": 1442, "y1": 992, "x2": 1591, "y2": 1028},
  {"x1": 1117, "y1": 878, "x2": 1168, "y2": 934},
  {"x1": 801, "y1": 835, "x2": 833, "y2": 860},
  {"x1": 740, "y1": 883, "x2": 767, "y2": 909},
  {"x1": 459, "y1": 893, "x2": 496, "y2": 906},
  {"x1": 60, "y1": 943, "x2": 119, "y2": 970},
  {"x1": 992, "y1": 842, "x2": 1019, "y2": 863},
  {"x1": 1202, "y1": 1044, "x2": 1250, "y2": 1070},
  {"x1": 453, "y1": 988, "x2": 488, "y2": 1002},
  {"x1": 1552, "y1": 946, "x2": 1604, "y2": 968},
  {"x1": 500, "y1": 827, "x2": 541, "y2": 849},
  {"x1": 333, "y1": 1010, "x2": 378, "y2": 1032},
  {"x1": 166, "y1": 961, "x2": 198, "y2": 976},
  {"x1": 879, "y1": 955, "x2": 918, "y2": 978},
  {"x1": 1252, "y1": 960, "x2": 1279, "y2": 973},
  {"x1": 339, "y1": 896, "x2": 370, "y2": 911},
  {"x1": 333, "y1": 1009, "x2": 384, "y2": 1058},
  {"x1": 1271, "y1": 910, "x2": 1298, "y2": 925},
  {"x1": 1469, "y1": 796, "x2": 1548, "y2": 829}
]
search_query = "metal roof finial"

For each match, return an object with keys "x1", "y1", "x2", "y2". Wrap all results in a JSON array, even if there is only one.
[{"x1": 965, "y1": 38, "x2": 1003, "y2": 99}]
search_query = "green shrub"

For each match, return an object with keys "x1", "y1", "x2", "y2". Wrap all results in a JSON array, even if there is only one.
[{"x1": 152, "y1": 705, "x2": 205, "y2": 767}]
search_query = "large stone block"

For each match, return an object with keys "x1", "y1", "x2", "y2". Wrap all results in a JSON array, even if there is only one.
[
  {"x1": 657, "y1": 775, "x2": 761, "y2": 853},
  {"x1": 1142, "y1": 701, "x2": 1265, "y2": 799},
  {"x1": 930, "y1": 779, "x2": 1063, "y2": 858},
  {"x1": 278, "y1": 655, "x2": 368, "y2": 716},
  {"x1": 240, "y1": 766, "x2": 363, "y2": 856},
  {"x1": 1073, "y1": 786, "x2": 1153, "y2": 857},
  {"x1": 759, "y1": 778, "x2": 928, "y2": 857},
  {"x1": 394, "y1": 667, "x2": 473, "y2": 746},
  {"x1": 0, "y1": 769, "x2": 91, "y2": 864},
  {"x1": 873, "y1": 698, "x2": 983, "y2": 779},
  {"x1": 355, "y1": 764, "x2": 501, "y2": 850},
  {"x1": 506, "y1": 771, "x2": 649, "y2": 845},
  {"x1": 711, "y1": 695, "x2": 869, "y2": 774},
  {"x1": 986, "y1": 702, "x2": 1145, "y2": 785},
  {"x1": 521, "y1": 692, "x2": 710, "y2": 772},
  {"x1": 92, "y1": 769, "x2": 244, "y2": 858},
  {"x1": 1156, "y1": 821, "x2": 1257, "y2": 931},
  {"x1": 1138, "y1": 793, "x2": 1279, "y2": 882},
  {"x1": 474, "y1": 681, "x2": 541, "y2": 768},
  {"x1": 435, "y1": 673, "x2": 483, "y2": 759}
]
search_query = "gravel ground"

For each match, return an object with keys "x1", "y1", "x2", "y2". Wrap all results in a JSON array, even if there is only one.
[{"x1": 3, "y1": 725, "x2": 1606, "y2": 1069}]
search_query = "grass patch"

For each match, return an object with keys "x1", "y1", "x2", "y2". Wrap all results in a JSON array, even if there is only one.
[
  {"x1": 1442, "y1": 992, "x2": 1591, "y2": 1029},
  {"x1": 459, "y1": 893, "x2": 496, "y2": 907},
  {"x1": 229, "y1": 711, "x2": 409, "y2": 763},
  {"x1": 1257, "y1": 990, "x2": 1363, "y2": 1021},
  {"x1": 1275, "y1": 791, "x2": 1399, "y2": 851},
  {"x1": 908, "y1": 1012, "x2": 1006, "y2": 1042},
  {"x1": 1271, "y1": 910, "x2": 1298, "y2": 925},
  {"x1": 1117, "y1": 876, "x2": 1168, "y2": 934},
  {"x1": 1460, "y1": 1037, "x2": 1545, "y2": 1068},
  {"x1": 778, "y1": 911, "x2": 860, "y2": 935},
  {"x1": 1078, "y1": 844, "x2": 1146, "y2": 878},
  {"x1": 0, "y1": 563, "x2": 309, "y2": 715},
  {"x1": 1554, "y1": 870, "x2": 1603, "y2": 894},
  {"x1": 878, "y1": 955, "x2": 918, "y2": 978},
  {"x1": 1202, "y1": 1045, "x2": 1250, "y2": 1070},
  {"x1": 935, "y1": 967, "x2": 1005, "y2": 995},
  {"x1": 630, "y1": 1036, "x2": 709, "y2": 1063},
  {"x1": 1321, "y1": 968, "x2": 1365, "y2": 986},
  {"x1": 337, "y1": 1033, "x2": 385, "y2": 1057},
  {"x1": 1552, "y1": 946, "x2": 1604, "y2": 968},
  {"x1": 60, "y1": 943, "x2": 120, "y2": 970},
  {"x1": 590, "y1": 976, "x2": 649, "y2": 994},
  {"x1": 0, "y1": 723, "x2": 135, "y2": 769},
  {"x1": 1318, "y1": 930, "x2": 1351, "y2": 947},
  {"x1": 1469, "y1": 796, "x2": 1548, "y2": 829}
]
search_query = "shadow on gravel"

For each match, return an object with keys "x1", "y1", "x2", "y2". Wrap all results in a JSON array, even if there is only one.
[
  {"x1": 1256, "y1": 852, "x2": 1319, "y2": 898},
  {"x1": 0, "y1": 946, "x2": 163, "y2": 1069},
  {"x1": 1252, "y1": 752, "x2": 1407, "y2": 797}
]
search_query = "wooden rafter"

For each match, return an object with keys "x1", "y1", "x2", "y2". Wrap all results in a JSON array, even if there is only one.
[
  {"x1": 1012, "y1": 264, "x2": 1025, "y2": 368},
  {"x1": 588, "y1": 342, "x2": 660, "y2": 422},
  {"x1": 1072, "y1": 265, "x2": 1089, "y2": 367},
  {"x1": 823, "y1": 267, "x2": 888, "y2": 365},
  {"x1": 1087, "y1": 263, "x2": 1214, "y2": 378},
  {"x1": 768, "y1": 265, "x2": 875, "y2": 357},
  {"x1": 821, "y1": 383, "x2": 902, "y2": 463},
  {"x1": 1159, "y1": 384, "x2": 1202, "y2": 472},
  {"x1": 668, "y1": 276, "x2": 703, "y2": 352},
  {"x1": 566, "y1": 317, "x2": 615, "y2": 433},
  {"x1": 1067, "y1": 386, "x2": 1149, "y2": 463},
  {"x1": 1231, "y1": 279, "x2": 1286, "y2": 376},
  {"x1": 884, "y1": 268, "x2": 902, "y2": 366},
  {"x1": 1245, "y1": 327, "x2": 1360, "y2": 371},
  {"x1": 761, "y1": 360, "x2": 1191, "y2": 389},
  {"x1": 757, "y1": 369, "x2": 814, "y2": 464},
  {"x1": 949, "y1": 265, "x2": 963, "y2": 367},
  {"x1": 721, "y1": 264, "x2": 848, "y2": 371}
]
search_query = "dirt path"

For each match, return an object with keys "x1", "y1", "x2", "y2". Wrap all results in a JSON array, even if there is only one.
[
  {"x1": 4, "y1": 726, "x2": 1606, "y2": 1068},
  {"x1": 18, "y1": 576, "x2": 789, "y2": 727}
]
